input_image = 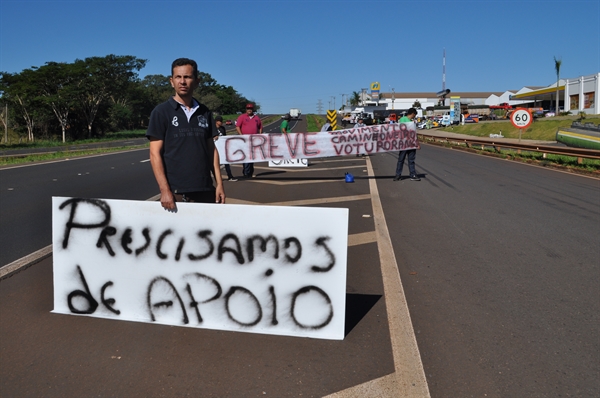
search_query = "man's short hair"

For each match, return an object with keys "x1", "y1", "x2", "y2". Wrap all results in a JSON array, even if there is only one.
[
  {"x1": 171, "y1": 58, "x2": 198, "y2": 79},
  {"x1": 407, "y1": 108, "x2": 417, "y2": 116}
]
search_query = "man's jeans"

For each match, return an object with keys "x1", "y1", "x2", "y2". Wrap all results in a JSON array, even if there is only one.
[{"x1": 395, "y1": 149, "x2": 417, "y2": 177}]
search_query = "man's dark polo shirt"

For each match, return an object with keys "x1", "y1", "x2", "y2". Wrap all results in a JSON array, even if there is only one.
[{"x1": 146, "y1": 97, "x2": 217, "y2": 193}]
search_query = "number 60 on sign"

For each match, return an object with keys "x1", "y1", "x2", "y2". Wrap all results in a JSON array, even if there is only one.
[{"x1": 511, "y1": 108, "x2": 532, "y2": 129}]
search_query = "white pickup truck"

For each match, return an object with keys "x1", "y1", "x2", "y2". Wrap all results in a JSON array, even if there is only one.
[{"x1": 289, "y1": 108, "x2": 301, "y2": 119}]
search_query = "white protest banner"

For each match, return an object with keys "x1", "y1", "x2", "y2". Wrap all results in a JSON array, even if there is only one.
[
  {"x1": 268, "y1": 159, "x2": 308, "y2": 167},
  {"x1": 216, "y1": 122, "x2": 418, "y2": 164},
  {"x1": 52, "y1": 197, "x2": 348, "y2": 340}
]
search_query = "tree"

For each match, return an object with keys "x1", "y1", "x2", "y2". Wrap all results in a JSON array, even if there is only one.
[
  {"x1": 554, "y1": 56, "x2": 562, "y2": 114},
  {"x1": 412, "y1": 100, "x2": 422, "y2": 109},
  {"x1": 141, "y1": 74, "x2": 172, "y2": 104},
  {"x1": 74, "y1": 55, "x2": 146, "y2": 138},
  {"x1": 0, "y1": 70, "x2": 44, "y2": 141},
  {"x1": 350, "y1": 91, "x2": 360, "y2": 106},
  {"x1": 195, "y1": 71, "x2": 218, "y2": 99},
  {"x1": 200, "y1": 93, "x2": 222, "y2": 112},
  {"x1": 36, "y1": 62, "x2": 77, "y2": 143}
]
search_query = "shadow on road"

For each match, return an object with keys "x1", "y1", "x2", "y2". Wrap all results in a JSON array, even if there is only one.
[{"x1": 345, "y1": 293, "x2": 382, "y2": 337}]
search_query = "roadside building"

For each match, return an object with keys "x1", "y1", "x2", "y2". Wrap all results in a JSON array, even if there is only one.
[
  {"x1": 509, "y1": 73, "x2": 599, "y2": 115},
  {"x1": 341, "y1": 72, "x2": 598, "y2": 117}
]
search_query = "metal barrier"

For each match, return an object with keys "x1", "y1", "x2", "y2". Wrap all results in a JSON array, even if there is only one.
[{"x1": 418, "y1": 133, "x2": 600, "y2": 163}]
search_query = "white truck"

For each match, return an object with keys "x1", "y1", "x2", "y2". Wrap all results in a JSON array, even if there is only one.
[{"x1": 289, "y1": 108, "x2": 301, "y2": 119}]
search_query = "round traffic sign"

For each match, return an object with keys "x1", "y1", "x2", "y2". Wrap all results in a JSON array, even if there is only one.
[{"x1": 511, "y1": 108, "x2": 532, "y2": 129}]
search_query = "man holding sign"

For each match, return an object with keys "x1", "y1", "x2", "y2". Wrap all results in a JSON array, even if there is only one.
[{"x1": 146, "y1": 58, "x2": 225, "y2": 209}]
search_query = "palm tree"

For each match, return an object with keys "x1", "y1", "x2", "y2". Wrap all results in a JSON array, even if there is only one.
[
  {"x1": 350, "y1": 91, "x2": 360, "y2": 106},
  {"x1": 554, "y1": 56, "x2": 562, "y2": 114}
]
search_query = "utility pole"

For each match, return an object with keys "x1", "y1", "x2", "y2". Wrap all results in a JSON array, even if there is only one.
[
  {"x1": 331, "y1": 96, "x2": 336, "y2": 111},
  {"x1": 390, "y1": 87, "x2": 395, "y2": 110},
  {"x1": 361, "y1": 88, "x2": 367, "y2": 106},
  {"x1": 316, "y1": 99, "x2": 324, "y2": 114},
  {"x1": 442, "y1": 48, "x2": 446, "y2": 92}
]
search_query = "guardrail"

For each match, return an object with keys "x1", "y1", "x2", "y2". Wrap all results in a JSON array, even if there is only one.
[{"x1": 418, "y1": 133, "x2": 600, "y2": 163}]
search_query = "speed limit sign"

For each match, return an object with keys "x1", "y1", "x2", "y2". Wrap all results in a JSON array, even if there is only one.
[{"x1": 511, "y1": 108, "x2": 532, "y2": 129}]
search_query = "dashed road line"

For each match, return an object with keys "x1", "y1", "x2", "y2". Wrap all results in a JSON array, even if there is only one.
[
  {"x1": 247, "y1": 179, "x2": 341, "y2": 185},
  {"x1": 348, "y1": 231, "x2": 377, "y2": 246},
  {"x1": 264, "y1": 194, "x2": 371, "y2": 207}
]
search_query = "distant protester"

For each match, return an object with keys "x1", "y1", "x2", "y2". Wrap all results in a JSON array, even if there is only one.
[
  {"x1": 320, "y1": 120, "x2": 333, "y2": 132},
  {"x1": 280, "y1": 114, "x2": 291, "y2": 133},
  {"x1": 214, "y1": 115, "x2": 237, "y2": 181},
  {"x1": 393, "y1": 108, "x2": 420, "y2": 181},
  {"x1": 236, "y1": 103, "x2": 262, "y2": 178}
]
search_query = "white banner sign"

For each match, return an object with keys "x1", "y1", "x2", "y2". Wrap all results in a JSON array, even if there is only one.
[
  {"x1": 216, "y1": 122, "x2": 418, "y2": 164},
  {"x1": 268, "y1": 159, "x2": 308, "y2": 167},
  {"x1": 52, "y1": 197, "x2": 348, "y2": 340}
]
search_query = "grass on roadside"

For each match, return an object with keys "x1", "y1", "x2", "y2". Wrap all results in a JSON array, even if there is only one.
[
  {"x1": 0, "y1": 145, "x2": 149, "y2": 166},
  {"x1": 307, "y1": 114, "x2": 326, "y2": 132},
  {"x1": 0, "y1": 130, "x2": 148, "y2": 150},
  {"x1": 438, "y1": 116, "x2": 600, "y2": 141},
  {"x1": 504, "y1": 149, "x2": 600, "y2": 170}
]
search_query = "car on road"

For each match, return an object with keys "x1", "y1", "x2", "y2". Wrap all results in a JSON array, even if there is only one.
[{"x1": 225, "y1": 120, "x2": 232, "y2": 125}]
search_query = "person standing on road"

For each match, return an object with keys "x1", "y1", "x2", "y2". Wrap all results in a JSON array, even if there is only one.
[
  {"x1": 214, "y1": 115, "x2": 237, "y2": 181},
  {"x1": 146, "y1": 58, "x2": 225, "y2": 209},
  {"x1": 393, "y1": 107, "x2": 421, "y2": 181},
  {"x1": 354, "y1": 117, "x2": 367, "y2": 156},
  {"x1": 320, "y1": 120, "x2": 333, "y2": 132},
  {"x1": 280, "y1": 114, "x2": 291, "y2": 133},
  {"x1": 236, "y1": 103, "x2": 262, "y2": 178}
]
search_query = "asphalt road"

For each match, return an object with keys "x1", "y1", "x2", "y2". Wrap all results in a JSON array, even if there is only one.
[
  {"x1": 1, "y1": 120, "x2": 598, "y2": 397},
  {"x1": 370, "y1": 146, "x2": 599, "y2": 397},
  {"x1": 0, "y1": 149, "x2": 158, "y2": 266}
]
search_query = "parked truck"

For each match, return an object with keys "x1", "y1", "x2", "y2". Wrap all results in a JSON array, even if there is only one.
[{"x1": 289, "y1": 108, "x2": 301, "y2": 119}]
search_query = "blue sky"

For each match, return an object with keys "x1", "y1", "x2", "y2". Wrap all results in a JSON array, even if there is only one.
[{"x1": 1, "y1": 0, "x2": 598, "y2": 114}]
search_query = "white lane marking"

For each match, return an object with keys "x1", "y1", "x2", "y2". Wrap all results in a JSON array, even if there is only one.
[
  {"x1": 250, "y1": 179, "x2": 341, "y2": 185},
  {"x1": 0, "y1": 245, "x2": 52, "y2": 279},
  {"x1": 348, "y1": 231, "x2": 377, "y2": 247},
  {"x1": 254, "y1": 164, "x2": 366, "y2": 173},
  {"x1": 0, "y1": 193, "x2": 160, "y2": 275},
  {"x1": 324, "y1": 156, "x2": 430, "y2": 398},
  {"x1": 265, "y1": 194, "x2": 371, "y2": 207}
]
